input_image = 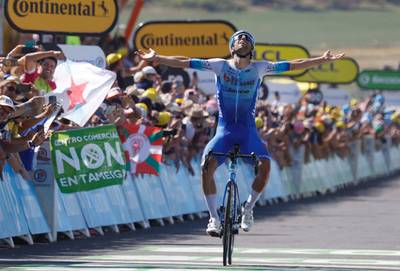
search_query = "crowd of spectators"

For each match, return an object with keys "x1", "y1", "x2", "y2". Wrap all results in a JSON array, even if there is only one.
[{"x1": 0, "y1": 33, "x2": 399, "y2": 180}]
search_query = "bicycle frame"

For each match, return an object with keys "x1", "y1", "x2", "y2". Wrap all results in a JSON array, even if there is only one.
[{"x1": 220, "y1": 157, "x2": 241, "y2": 230}]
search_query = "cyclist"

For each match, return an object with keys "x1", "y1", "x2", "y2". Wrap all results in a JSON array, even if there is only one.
[{"x1": 137, "y1": 30, "x2": 344, "y2": 236}]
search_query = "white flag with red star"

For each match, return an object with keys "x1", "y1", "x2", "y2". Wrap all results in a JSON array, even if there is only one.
[{"x1": 53, "y1": 60, "x2": 116, "y2": 127}]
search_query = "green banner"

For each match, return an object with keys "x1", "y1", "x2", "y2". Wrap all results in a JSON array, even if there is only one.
[
  {"x1": 357, "y1": 70, "x2": 400, "y2": 90},
  {"x1": 50, "y1": 125, "x2": 126, "y2": 193}
]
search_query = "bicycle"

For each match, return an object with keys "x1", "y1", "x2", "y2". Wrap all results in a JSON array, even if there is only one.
[{"x1": 204, "y1": 144, "x2": 259, "y2": 266}]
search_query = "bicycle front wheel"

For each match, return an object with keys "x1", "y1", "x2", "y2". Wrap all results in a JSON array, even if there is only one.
[{"x1": 223, "y1": 181, "x2": 235, "y2": 266}]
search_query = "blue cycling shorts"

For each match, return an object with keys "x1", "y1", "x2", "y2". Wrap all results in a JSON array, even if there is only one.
[{"x1": 202, "y1": 123, "x2": 271, "y2": 166}]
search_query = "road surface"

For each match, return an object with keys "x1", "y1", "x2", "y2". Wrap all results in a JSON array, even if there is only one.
[{"x1": 0, "y1": 174, "x2": 399, "y2": 270}]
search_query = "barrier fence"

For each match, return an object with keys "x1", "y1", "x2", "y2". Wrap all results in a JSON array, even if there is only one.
[{"x1": 1, "y1": 140, "x2": 400, "y2": 248}]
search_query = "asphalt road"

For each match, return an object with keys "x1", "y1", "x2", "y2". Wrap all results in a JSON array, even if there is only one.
[{"x1": 0, "y1": 174, "x2": 400, "y2": 270}]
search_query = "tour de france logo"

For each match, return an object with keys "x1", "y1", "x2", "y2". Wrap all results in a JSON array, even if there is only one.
[{"x1": 126, "y1": 133, "x2": 151, "y2": 163}]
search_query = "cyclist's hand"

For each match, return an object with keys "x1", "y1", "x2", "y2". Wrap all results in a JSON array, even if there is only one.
[
  {"x1": 322, "y1": 50, "x2": 345, "y2": 61},
  {"x1": 136, "y1": 48, "x2": 156, "y2": 61}
]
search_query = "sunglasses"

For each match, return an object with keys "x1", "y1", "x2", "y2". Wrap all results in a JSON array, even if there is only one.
[{"x1": 234, "y1": 34, "x2": 254, "y2": 43}]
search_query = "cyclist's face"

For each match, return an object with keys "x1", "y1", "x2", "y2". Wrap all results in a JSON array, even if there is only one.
[{"x1": 233, "y1": 34, "x2": 253, "y2": 54}]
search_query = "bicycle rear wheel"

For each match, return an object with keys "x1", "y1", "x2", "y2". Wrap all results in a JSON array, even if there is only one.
[{"x1": 223, "y1": 181, "x2": 235, "y2": 266}]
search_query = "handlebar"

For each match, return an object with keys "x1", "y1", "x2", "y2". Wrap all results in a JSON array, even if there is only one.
[{"x1": 203, "y1": 144, "x2": 260, "y2": 175}]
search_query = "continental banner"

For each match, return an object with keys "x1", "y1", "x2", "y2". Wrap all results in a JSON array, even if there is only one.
[
  {"x1": 50, "y1": 125, "x2": 126, "y2": 193},
  {"x1": 292, "y1": 57, "x2": 359, "y2": 84},
  {"x1": 4, "y1": 0, "x2": 118, "y2": 35},
  {"x1": 255, "y1": 43, "x2": 310, "y2": 77},
  {"x1": 133, "y1": 20, "x2": 236, "y2": 58}
]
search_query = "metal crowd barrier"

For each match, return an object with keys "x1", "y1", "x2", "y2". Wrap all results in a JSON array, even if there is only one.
[{"x1": 1, "y1": 140, "x2": 399, "y2": 247}]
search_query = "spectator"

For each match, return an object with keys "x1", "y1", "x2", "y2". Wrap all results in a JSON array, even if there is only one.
[{"x1": 20, "y1": 50, "x2": 64, "y2": 94}]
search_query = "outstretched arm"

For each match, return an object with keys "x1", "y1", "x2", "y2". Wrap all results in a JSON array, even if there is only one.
[
  {"x1": 136, "y1": 48, "x2": 191, "y2": 69},
  {"x1": 289, "y1": 50, "x2": 345, "y2": 70},
  {"x1": 20, "y1": 50, "x2": 64, "y2": 72}
]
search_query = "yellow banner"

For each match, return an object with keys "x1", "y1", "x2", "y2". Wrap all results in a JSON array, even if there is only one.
[
  {"x1": 255, "y1": 44, "x2": 310, "y2": 77},
  {"x1": 5, "y1": 0, "x2": 118, "y2": 35},
  {"x1": 292, "y1": 57, "x2": 359, "y2": 84},
  {"x1": 133, "y1": 20, "x2": 236, "y2": 58}
]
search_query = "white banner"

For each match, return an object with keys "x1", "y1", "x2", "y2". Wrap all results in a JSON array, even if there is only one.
[{"x1": 58, "y1": 44, "x2": 106, "y2": 69}]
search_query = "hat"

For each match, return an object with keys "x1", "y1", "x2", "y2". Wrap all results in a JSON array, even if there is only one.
[
  {"x1": 342, "y1": 104, "x2": 350, "y2": 115},
  {"x1": 391, "y1": 111, "x2": 400, "y2": 124},
  {"x1": 142, "y1": 66, "x2": 157, "y2": 75},
  {"x1": 134, "y1": 71, "x2": 144, "y2": 83},
  {"x1": 135, "y1": 103, "x2": 148, "y2": 117},
  {"x1": 336, "y1": 121, "x2": 346, "y2": 129},
  {"x1": 314, "y1": 122, "x2": 325, "y2": 133},
  {"x1": 175, "y1": 98, "x2": 184, "y2": 105},
  {"x1": 255, "y1": 117, "x2": 263, "y2": 129},
  {"x1": 0, "y1": 76, "x2": 19, "y2": 88},
  {"x1": 174, "y1": 98, "x2": 193, "y2": 110},
  {"x1": 125, "y1": 85, "x2": 144, "y2": 96},
  {"x1": 185, "y1": 104, "x2": 209, "y2": 118},
  {"x1": 157, "y1": 111, "x2": 171, "y2": 126},
  {"x1": 116, "y1": 47, "x2": 128, "y2": 57},
  {"x1": 141, "y1": 88, "x2": 157, "y2": 102},
  {"x1": 350, "y1": 99, "x2": 358, "y2": 108},
  {"x1": 106, "y1": 53, "x2": 122, "y2": 66},
  {"x1": 0, "y1": 95, "x2": 15, "y2": 110},
  {"x1": 106, "y1": 87, "x2": 123, "y2": 100}
]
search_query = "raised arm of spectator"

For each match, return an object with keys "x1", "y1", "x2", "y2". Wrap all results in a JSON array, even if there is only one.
[
  {"x1": 0, "y1": 128, "x2": 45, "y2": 153},
  {"x1": 20, "y1": 50, "x2": 64, "y2": 72},
  {"x1": 289, "y1": 50, "x2": 345, "y2": 70},
  {"x1": 18, "y1": 104, "x2": 58, "y2": 131},
  {"x1": 7, "y1": 44, "x2": 25, "y2": 59},
  {"x1": 11, "y1": 96, "x2": 45, "y2": 119},
  {"x1": 136, "y1": 48, "x2": 190, "y2": 69}
]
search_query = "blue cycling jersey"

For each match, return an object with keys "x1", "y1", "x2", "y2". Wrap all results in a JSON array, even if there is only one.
[
  {"x1": 190, "y1": 58, "x2": 290, "y2": 163},
  {"x1": 190, "y1": 58, "x2": 290, "y2": 127}
]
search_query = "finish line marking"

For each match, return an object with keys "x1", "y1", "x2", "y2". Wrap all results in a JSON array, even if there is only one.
[{"x1": 3, "y1": 246, "x2": 400, "y2": 270}]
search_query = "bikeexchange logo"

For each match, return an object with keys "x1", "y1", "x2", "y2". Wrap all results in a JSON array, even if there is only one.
[{"x1": 12, "y1": 0, "x2": 110, "y2": 18}]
